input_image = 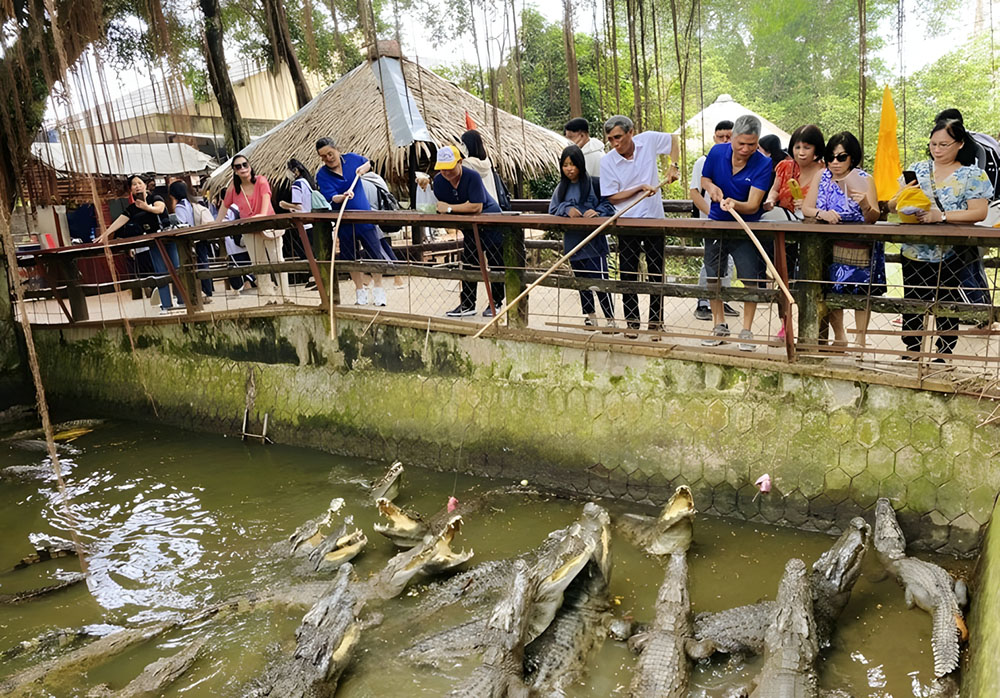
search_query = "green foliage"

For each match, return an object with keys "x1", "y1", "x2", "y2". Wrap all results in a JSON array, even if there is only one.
[{"x1": 901, "y1": 34, "x2": 1000, "y2": 167}]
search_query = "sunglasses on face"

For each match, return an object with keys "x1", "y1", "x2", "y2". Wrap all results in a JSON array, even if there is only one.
[
  {"x1": 233, "y1": 162, "x2": 250, "y2": 170},
  {"x1": 827, "y1": 153, "x2": 850, "y2": 163}
]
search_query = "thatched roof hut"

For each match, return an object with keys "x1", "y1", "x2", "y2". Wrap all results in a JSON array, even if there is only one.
[{"x1": 206, "y1": 53, "x2": 569, "y2": 195}]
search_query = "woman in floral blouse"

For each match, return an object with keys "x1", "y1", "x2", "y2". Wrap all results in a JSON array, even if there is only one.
[{"x1": 889, "y1": 118, "x2": 992, "y2": 358}]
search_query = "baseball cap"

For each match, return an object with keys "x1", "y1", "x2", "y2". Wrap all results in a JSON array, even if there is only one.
[{"x1": 434, "y1": 145, "x2": 461, "y2": 170}]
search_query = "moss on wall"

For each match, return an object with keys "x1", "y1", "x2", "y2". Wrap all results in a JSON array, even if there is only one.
[
  {"x1": 30, "y1": 313, "x2": 1000, "y2": 557},
  {"x1": 964, "y1": 497, "x2": 1000, "y2": 693}
]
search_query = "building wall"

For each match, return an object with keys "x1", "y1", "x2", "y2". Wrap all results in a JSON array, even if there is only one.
[{"x1": 31, "y1": 312, "x2": 1000, "y2": 557}]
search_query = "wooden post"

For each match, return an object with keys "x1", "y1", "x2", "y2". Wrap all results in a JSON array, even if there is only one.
[
  {"x1": 772, "y1": 229, "x2": 795, "y2": 361},
  {"x1": 154, "y1": 239, "x2": 193, "y2": 312},
  {"x1": 471, "y1": 223, "x2": 496, "y2": 316},
  {"x1": 175, "y1": 240, "x2": 203, "y2": 313},
  {"x1": 55, "y1": 259, "x2": 87, "y2": 322},
  {"x1": 504, "y1": 225, "x2": 527, "y2": 327},
  {"x1": 796, "y1": 232, "x2": 825, "y2": 346},
  {"x1": 294, "y1": 220, "x2": 330, "y2": 310},
  {"x1": 311, "y1": 220, "x2": 335, "y2": 304}
]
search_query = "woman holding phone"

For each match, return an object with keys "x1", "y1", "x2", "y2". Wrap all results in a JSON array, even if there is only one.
[
  {"x1": 216, "y1": 155, "x2": 289, "y2": 303},
  {"x1": 802, "y1": 131, "x2": 882, "y2": 347},
  {"x1": 888, "y1": 118, "x2": 991, "y2": 358}
]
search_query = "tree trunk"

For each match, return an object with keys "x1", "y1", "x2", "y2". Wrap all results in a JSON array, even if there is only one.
[
  {"x1": 562, "y1": 0, "x2": 582, "y2": 118},
  {"x1": 609, "y1": 0, "x2": 621, "y2": 114},
  {"x1": 625, "y1": 0, "x2": 642, "y2": 129},
  {"x1": 200, "y1": 0, "x2": 250, "y2": 157},
  {"x1": 263, "y1": 0, "x2": 313, "y2": 109}
]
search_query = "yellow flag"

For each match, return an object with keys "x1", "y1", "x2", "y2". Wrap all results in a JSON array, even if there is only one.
[{"x1": 873, "y1": 85, "x2": 903, "y2": 201}]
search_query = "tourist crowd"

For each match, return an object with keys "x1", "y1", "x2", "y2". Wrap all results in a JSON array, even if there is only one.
[{"x1": 98, "y1": 106, "x2": 999, "y2": 357}]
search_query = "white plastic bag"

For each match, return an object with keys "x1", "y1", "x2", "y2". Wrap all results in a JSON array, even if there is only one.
[{"x1": 415, "y1": 175, "x2": 438, "y2": 214}]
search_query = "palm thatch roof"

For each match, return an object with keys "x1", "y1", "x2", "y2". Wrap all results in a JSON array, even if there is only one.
[{"x1": 206, "y1": 57, "x2": 569, "y2": 194}]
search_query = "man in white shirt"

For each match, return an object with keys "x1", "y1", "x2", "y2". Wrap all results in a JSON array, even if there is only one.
[
  {"x1": 600, "y1": 115, "x2": 679, "y2": 337},
  {"x1": 564, "y1": 117, "x2": 605, "y2": 177},
  {"x1": 690, "y1": 120, "x2": 738, "y2": 321}
]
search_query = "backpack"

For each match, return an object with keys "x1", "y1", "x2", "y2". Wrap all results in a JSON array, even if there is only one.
[
  {"x1": 361, "y1": 172, "x2": 402, "y2": 232},
  {"x1": 492, "y1": 169, "x2": 512, "y2": 211},
  {"x1": 970, "y1": 132, "x2": 1000, "y2": 200},
  {"x1": 193, "y1": 202, "x2": 214, "y2": 227},
  {"x1": 311, "y1": 189, "x2": 332, "y2": 211}
]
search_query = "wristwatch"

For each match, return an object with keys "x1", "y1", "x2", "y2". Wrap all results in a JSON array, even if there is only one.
[{"x1": 447, "y1": 206, "x2": 453, "y2": 214}]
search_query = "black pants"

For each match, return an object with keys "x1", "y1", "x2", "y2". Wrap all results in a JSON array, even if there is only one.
[
  {"x1": 901, "y1": 256, "x2": 963, "y2": 354},
  {"x1": 618, "y1": 235, "x2": 664, "y2": 329},
  {"x1": 460, "y1": 233, "x2": 505, "y2": 310},
  {"x1": 570, "y1": 255, "x2": 615, "y2": 318}
]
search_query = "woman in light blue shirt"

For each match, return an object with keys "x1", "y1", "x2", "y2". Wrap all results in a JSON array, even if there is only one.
[{"x1": 889, "y1": 118, "x2": 992, "y2": 357}]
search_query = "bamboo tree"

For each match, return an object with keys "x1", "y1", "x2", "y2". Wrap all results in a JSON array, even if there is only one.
[
  {"x1": 625, "y1": 0, "x2": 642, "y2": 128},
  {"x1": 562, "y1": 0, "x2": 583, "y2": 117},
  {"x1": 669, "y1": 0, "x2": 698, "y2": 189}
]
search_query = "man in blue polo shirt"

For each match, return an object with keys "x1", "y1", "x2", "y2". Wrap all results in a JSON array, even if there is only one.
[
  {"x1": 315, "y1": 137, "x2": 390, "y2": 307},
  {"x1": 432, "y1": 145, "x2": 505, "y2": 317},
  {"x1": 699, "y1": 114, "x2": 772, "y2": 351}
]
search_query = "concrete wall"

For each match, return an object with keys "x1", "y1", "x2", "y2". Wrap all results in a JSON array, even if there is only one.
[
  {"x1": 0, "y1": 253, "x2": 27, "y2": 406},
  {"x1": 964, "y1": 497, "x2": 1000, "y2": 693},
  {"x1": 31, "y1": 312, "x2": 1000, "y2": 557}
]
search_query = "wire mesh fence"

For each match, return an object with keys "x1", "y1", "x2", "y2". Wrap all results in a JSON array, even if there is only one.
[{"x1": 13, "y1": 210, "x2": 1000, "y2": 387}]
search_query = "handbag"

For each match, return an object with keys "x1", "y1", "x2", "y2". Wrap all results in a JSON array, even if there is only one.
[{"x1": 243, "y1": 191, "x2": 283, "y2": 239}]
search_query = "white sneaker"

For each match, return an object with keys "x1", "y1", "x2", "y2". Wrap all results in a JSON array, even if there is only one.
[
  {"x1": 372, "y1": 287, "x2": 387, "y2": 307},
  {"x1": 356, "y1": 288, "x2": 370, "y2": 305},
  {"x1": 738, "y1": 328, "x2": 756, "y2": 352}
]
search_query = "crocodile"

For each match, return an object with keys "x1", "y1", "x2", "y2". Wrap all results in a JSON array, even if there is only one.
[
  {"x1": 12, "y1": 534, "x2": 80, "y2": 570},
  {"x1": 523, "y1": 559, "x2": 612, "y2": 697},
  {"x1": 874, "y1": 497, "x2": 966, "y2": 678},
  {"x1": 404, "y1": 503, "x2": 610, "y2": 664},
  {"x1": 366, "y1": 513, "x2": 473, "y2": 600},
  {"x1": 691, "y1": 517, "x2": 870, "y2": 657},
  {"x1": 250, "y1": 563, "x2": 361, "y2": 696},
  {"x1": 371, "y1": 461, "x2": 403, "y2": 502},
  {"x1": 308, "y1": 525, "x2": 368, "y2": 573},
  {"x1": 4, "y1": 419, "x2": 104, "y2": 442},
  {"x1": 628, "y1": 551, "x2": 692, "y2": 697},
  {"x1": 286, "y1": 498, "x2": 346, "y2": 557},
  {"x1": 749, "y1": 558, "x2": 819, "y2": 698},
  {"x1": 374, "y1": 485, "x2": 546, "y2": 548},
  {"x1": 448, "y1": 559, "x2": 535, "y2": 697},
  {"x1": 617, "y1": 485, "x2": 696, "y2": 555}
]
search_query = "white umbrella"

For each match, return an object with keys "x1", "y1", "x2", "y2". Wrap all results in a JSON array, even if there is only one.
[{"x1": 674, "y1": 94, "x2": 791, "y2": 156}]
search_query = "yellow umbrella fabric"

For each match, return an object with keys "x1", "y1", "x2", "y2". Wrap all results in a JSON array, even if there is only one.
[{"x1": 873, "y1": 85, "x2": 903, "y2": 201}]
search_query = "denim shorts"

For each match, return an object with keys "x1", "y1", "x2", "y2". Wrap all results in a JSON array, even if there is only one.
[{"x1": 704, "y1": 238, "x2": 769, "y2": 288}]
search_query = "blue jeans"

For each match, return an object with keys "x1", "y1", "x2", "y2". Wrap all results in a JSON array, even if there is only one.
[
  {"x1": 149, "y1": 241, "x2": 183, "y2": 309},
  {"x1": 570, "y1": 255, "x2": 614, "y2": 318},
  {"x1": 195, "y1": 241, "x2": 214, "y2": 297}
]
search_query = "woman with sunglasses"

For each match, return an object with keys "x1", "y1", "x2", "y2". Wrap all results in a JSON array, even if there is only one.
[
  {"x1": 216, "y1": 156, "x2": 289, "y2": 303},
  {"x1": 100, "y1": 174, "x2": 185, "y2": 315},
  {"x1": 802, "y1": 131, "x2": 881, "y2": 347},
  {"x1": 888, "y1": 118, "x2": 992, "y2": 358}
]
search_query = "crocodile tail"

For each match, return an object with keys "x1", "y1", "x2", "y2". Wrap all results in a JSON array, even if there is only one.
[{"x1": 931, "y1": 603, "x2": 961, "y2": 678}]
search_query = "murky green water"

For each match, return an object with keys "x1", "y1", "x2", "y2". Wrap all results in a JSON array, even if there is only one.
[{"x1": 0, "y1": 419, "x2": 972, "y2": 696}]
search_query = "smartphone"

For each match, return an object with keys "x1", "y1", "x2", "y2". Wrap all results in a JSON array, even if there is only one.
[{"x1": 903, "y1": 170, "x2": 918, "y2": 185}]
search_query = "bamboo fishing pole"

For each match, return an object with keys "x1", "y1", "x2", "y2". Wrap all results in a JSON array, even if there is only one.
[
  {"x1": 728, "y1": 208, "x2": 795, "y2": 308},
  {"x1": 473, "y1": 176, "x2": 672, "y2": 338},
  {"x1": 328, "y1": 170, "x2": 364, "y2": 339}
]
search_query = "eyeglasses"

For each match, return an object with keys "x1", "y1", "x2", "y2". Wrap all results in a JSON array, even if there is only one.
[
  {"x1": 929, "y1": 140, "x2": 957, "y2": 150},
  {"x1": 233, "y1": 162, "x2": 250, "y2": 170},
  {"x1": 827, "y1": 153, "x2": 850, "y2": 163}
]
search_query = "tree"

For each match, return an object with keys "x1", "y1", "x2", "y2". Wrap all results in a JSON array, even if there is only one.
[
  {"x1": 262, "y1": 0, "x2": 313, "y2": 108},
  {"x1": 562, "y1": 0, "x2": 582, "y2": 118},
  {"x1": 200, "y1": 0, "x2": 250, "y2": 155}
]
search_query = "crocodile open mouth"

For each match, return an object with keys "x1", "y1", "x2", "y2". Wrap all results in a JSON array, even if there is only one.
[{"x1": 658, "y1": 485, "x2": 696, "y2": 524}]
